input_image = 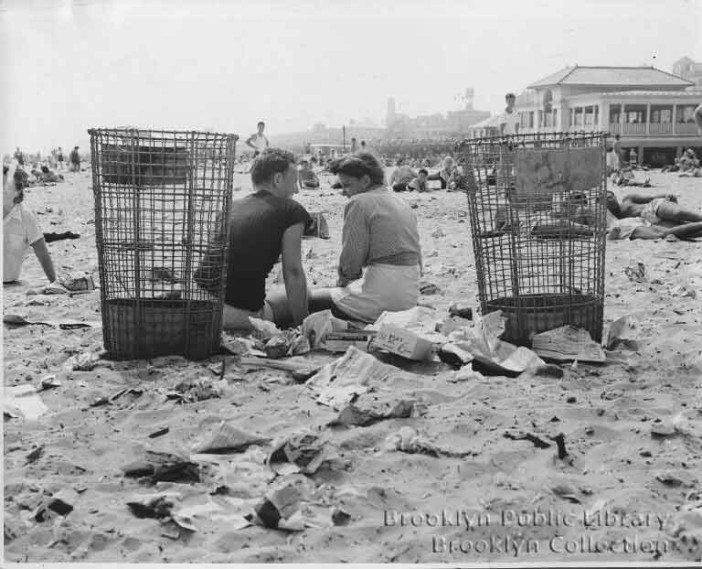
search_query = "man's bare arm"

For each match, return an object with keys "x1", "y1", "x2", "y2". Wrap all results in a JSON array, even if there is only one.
[{"x1": 281, "y1": 223, "x2": 309, "y2": 326}]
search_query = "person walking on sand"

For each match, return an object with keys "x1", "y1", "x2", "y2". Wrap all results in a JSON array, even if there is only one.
[
  {"x1": 3, "y1": 163, "x2": 57, "y2": 284},
  {"x1": 56, "y1": 146, "x2": 65, "y2": 171},
  {"x1": 499, "y1": 93, "x2": 519, "y2": 136},
  {"x1": 69, "y1": 146, "x2": 81, "y2": 172},
  {"x1": 246, "y1": 121, "x2": 270, "y2": 157}
]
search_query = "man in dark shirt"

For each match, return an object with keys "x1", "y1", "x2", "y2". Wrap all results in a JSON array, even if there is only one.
[{"x1": 196, "y1": 148, "x2": 312, "y2": 329}]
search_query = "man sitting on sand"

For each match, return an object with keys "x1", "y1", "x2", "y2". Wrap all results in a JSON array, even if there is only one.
[
  {"x1": 195, "y1": 148, "x2": 312, "y2": 329},
  {"x1": 298, "y1": 159, "x2": 320, "y2": 189}
]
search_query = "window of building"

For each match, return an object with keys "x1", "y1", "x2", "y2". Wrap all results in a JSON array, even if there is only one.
[
  {"x1": 528, "y1": 112, "x2": 534, "y2": 128},
  {"x1": 676, "y1": 105, "x2": 698, "y2": 123},
  {"x1": 584, "y1": 106, "x2": 593, "y2": 126},
  {"x1": 609, "y1": 104, "x2": 621, "y2": 124},
  {"x1": 650, "y1": 106, "x2": 673, "y2": 123},
  {"x1": 574, "y1": 107, "x2": 584, "y2": 127},
  {"x1": 624, "y1": 105, "x2": 647, "y2": 123}
]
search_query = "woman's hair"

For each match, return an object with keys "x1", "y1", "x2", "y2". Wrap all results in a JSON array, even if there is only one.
[
  {"x1": 3, "y1": 164, "x2": 28, "y2": 204},
  {"x1": 328, "y1": 151, "x2": 385, "y2": 186}
]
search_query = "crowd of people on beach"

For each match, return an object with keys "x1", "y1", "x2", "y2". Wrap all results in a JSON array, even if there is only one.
[{"x1": 4, "y1": 101, "x2": 702, "y2": 332}]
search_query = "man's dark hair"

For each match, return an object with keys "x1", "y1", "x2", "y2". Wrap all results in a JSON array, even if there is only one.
[
  {"x1": 505, "y1": 93, "x2": 516, "y2": 100},
  {"x1": 3, "y1": 165, "x2": 28, "y2": 203},
  {"x1": 615, "y1": 134, "x2": 620, "y2": 140},
  {"x1": 329, "y1": 151, "x2": 385, "y2": 186},
  {"x1": 250, "y1": 148, "x2": 295, "y2": 186},
  {"x1": 257, "y1": 121, "x2": 265, "y2": 128},
  {"x1": 418, "y1": 168, "x2": 428, "y2": 175}
]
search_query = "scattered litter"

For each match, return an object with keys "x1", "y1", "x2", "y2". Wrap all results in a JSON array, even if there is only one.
[
  {"x1": 168, "y1": 377, "x2": 226, "y2": 404},
  {"x1": 449, "y1": 364, "x2": 486, "y2": 382},
  {"x1": 531, "y1": 364, "x2": 564, "y2": 378},
  {"x1": 265, "y1": 336, "x2": 289, "y2": 359},
  {"x1": 37, "y1": 374, "x2": 61, "y2": 391},
  {"x1": 444, "y1": 311, "x2": 544, "y2": 376},
  {"x1": 448, "y1": 303, "x2": 473, "y2": 320},
  {"x1": 437, "y1": 343, "x2": 474, "y2": 369},
  {"x1": 371, "y1": 307, "x2": 446, "y2": 361},
  {"x1": 250, "y1": 475, "x2": 316, "y2": 531},
  {"x1": 503, "y1": 431, "x2": 551, "y2": 449},
  {"x1": 127, "y1": 492, "x2": 179, "y2": 520},
  {"x1": 239, "y1": 356, "x2": 321, "y2": 382},
  {"x1": 26, "y1": 444, "x2": 45, "y2": 464},
  {"x1": 549, "y1": 433, "x2": 569, "y2": 460},
  {"x1": 192, "y1": 422, "x2": 270, "y2": 455},
  {"x1": 550, "y1": 483, "x2": 581, "y2": 504},
  {"x1": 656, "y1": 471, "x2": 695, "y2": 488},
  {"x1": 3, "y1": 314, "x2": 53, "y2": 327},
  {"x1": 431, "y1": 227, "x2": 446, "y2": 238},
  {"x1": 122, "y1": 451, "x2": 200, "y2": 483},
  {"x1": 624, "y1": 262, "x2": 647, "y2": 283},
  {"x1": 301, "y1": 310, "x2": 350, "y2": 350},
  {"x1": 330, "y1": 394, "x2": 422, "y2": 427},
  {"x1": 221, "y1": 334, "x2": 260, "y2": 356},
  {"x1": 651, "y1": 421, "x2": 677, "y2": 439},
  {"x1": 306, "y1": 346, "x2": 396, "y2": 409},
  {"x1": 419, "y1": 281, "x2": 441, "y2": 295},
  {"x1": 172, "y1": 496, "x2": 252, "y2": 532},
  {"x1": 62, "y1": 350, "x2": 102, "y2": 372},
  {"x1": 267, "y1": 432, "x2": 337, "y2": 475},
  {"x1": 531, "y1": 326, "x2": 606, "y2": 363},
  {"x1": 34, "y1": 497, "x2": 74, "y2": 522},
  {"x1": 670, "y1": 283, "x2": 697, "y2": 299},
  {"x1": 4, "y1": 385, "x2": 49, "y2": 421},
  {"x1": 604, "y1": 316, "x2": 639, "y2": 351},
  {"x1": 148, "y1": 427, "x2": 169, "y2": 439},
  {"x1": 249, "y1": 318, "x2": 281, "y2": 341},
  {"x1": 385, "y1": 426, "x2": 475, "y2": 458},
  {"x1": 322, "y1": 330, "x2": 375, "y2": 353}
]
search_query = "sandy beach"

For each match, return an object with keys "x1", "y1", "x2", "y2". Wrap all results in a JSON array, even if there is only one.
[{"x1": 3, "y1": 168, "x2": 702, "y2": 563}]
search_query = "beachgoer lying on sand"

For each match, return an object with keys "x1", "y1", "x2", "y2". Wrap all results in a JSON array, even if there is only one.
[
  {"x1": 407, "y1": 168, "x2": 430, "y2": 192},
  {"x1": 3, "y1": 163, "x2": 57, "y2": 284},
  {"x1": 297, "y1": 160, "x2": 320, "y2": 189},
  {"x1": 311, "y1": 152, "x2": 422, "y2": 323},
  {"x1": 195, "y1": 148, "x2": 320, "y2": 330},
  {"x1": 612, "y1": 166, "x2": 651, "y2": 187},
  {"x1": 605, "y1": 190, "x2": 702, "y2": 225},
  {"x1": 389, "y1": 157, "x2": 417, "y2": 192}
]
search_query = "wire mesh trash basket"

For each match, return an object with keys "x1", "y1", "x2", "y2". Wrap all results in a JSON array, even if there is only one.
[
  {"x1": 88, "y1": 128, "x2": 237, "y2": 359},
  {"x1": 457, "y1": 132, "x2": 607, "y2": 346}
]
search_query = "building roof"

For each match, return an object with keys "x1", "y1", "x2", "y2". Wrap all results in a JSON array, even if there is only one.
[
  {"x1": 528, "y1": 66, "x2": 693, "y2": 89},
  {"x1": 567, "y1": 89, "x2": 702, "y2": 101}
]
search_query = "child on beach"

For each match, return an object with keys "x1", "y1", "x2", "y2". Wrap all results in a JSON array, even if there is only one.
[
  {"x1": 407, "y1": 168, "x2": 430, "y2": 192},
  {"x1": 3, "y1": 163, "x2": 57, "y2": 284}
]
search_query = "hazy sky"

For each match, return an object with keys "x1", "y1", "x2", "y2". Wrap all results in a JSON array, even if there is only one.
[{"x1": 1, "y1": 0, "x2": 700, "y2": 153}]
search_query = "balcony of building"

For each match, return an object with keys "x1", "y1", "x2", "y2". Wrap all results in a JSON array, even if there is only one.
[{"x1": 607, "y1": 102, "x2": 700, "y2": 137}]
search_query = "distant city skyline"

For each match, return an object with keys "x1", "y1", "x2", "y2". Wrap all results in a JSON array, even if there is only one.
[{"x1": 1, "y1": 0, "x2": 700, "y2": 153}]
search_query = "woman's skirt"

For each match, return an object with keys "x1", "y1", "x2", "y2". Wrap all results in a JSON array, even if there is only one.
[{"x1": 331, "y1": 263, "x2": 420, "y2": 323}]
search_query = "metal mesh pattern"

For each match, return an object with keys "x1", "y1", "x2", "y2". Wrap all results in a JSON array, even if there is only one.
[
  {"x1": 457, "y1": 132, "x2": 607, "y2": 345},
  {"x1": 88, "y1": 128, "x2": 237, "y2": 359}
]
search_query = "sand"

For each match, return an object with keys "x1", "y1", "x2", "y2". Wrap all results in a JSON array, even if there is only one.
[{"x1": 3, "y1": 168, "x2": 702, "y2": 563}]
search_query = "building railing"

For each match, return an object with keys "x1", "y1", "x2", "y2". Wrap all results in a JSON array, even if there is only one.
[
  {"x1": 649, "y1": 123, "x2": 673, "y2": 135},
  {"x1": 622, "y1": 123, "x2": 647, "y2": 135},
  {"x1": 675, "y1": 123, "x2": 699, "y2": 135}
]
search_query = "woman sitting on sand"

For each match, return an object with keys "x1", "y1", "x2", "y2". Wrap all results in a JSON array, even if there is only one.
[
  {"x1": 426, "y1": 155, "x2": 457, "y2": 190},
  {"x1": 317, "y1": 152, "x2": 422, "y2": 323},
  {"x1": 605, "y1": 190, "x2": 702, "y2": 240},
  {"x1": 3, "y1": 162, "x2": 57, "y2": 284}
]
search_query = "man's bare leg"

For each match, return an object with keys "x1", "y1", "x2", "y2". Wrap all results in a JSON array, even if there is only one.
[{"x1": 656, "y1": 201, "x2": 702, "y2": 223}]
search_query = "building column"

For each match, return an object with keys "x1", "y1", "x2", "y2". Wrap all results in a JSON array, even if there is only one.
[
  {"x1": 602, "y1": 102, "x2": 609, "y2": 131},
  {"x1": 638, "y1": 144, "x2": 644, "y2": 166},
  {"x1": 646, "y1": 103, "x2": 651, "y2": 135},
  {"x1": 672, "y1": 104, "x2": 678, "y2": 135}
]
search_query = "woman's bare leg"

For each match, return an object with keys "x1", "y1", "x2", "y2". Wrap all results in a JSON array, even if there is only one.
[
  {"x1": 663, "y1": 221, "x2": 702, "y2": 239},
  {"x1": 656, "y1": 201, "x2": 702, "y2": 223}
]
